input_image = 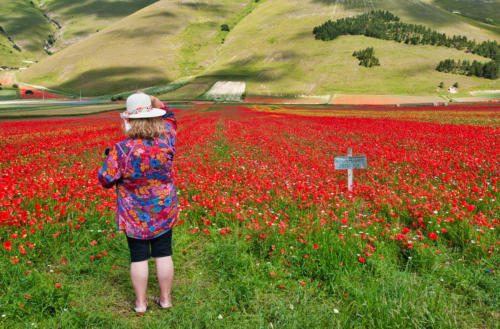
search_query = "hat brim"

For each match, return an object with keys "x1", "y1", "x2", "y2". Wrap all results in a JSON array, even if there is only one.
[{"x1": 125, "y1": 108, "x2": 166, "y2": 119}]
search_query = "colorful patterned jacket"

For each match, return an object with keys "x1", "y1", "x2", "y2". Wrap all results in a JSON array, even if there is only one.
[{"x1": 98, "y1": 104, "x2": 177, "y2": 239}]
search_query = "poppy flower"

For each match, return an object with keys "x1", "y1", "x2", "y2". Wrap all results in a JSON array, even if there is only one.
[{"x1": 3, "y1": 241, "x2": 12, "y2": 251}]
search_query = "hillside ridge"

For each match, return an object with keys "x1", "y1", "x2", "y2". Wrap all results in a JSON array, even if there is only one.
[{"x1": 8, "y1": 0, "x2": 500, "y2": 98}]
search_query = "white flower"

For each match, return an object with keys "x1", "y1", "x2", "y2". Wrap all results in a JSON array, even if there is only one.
[
  {"x1": 1, "y1": 314, "x2": 6, "y2": 318},
  {"x1": 218, "y1": 314, "x2": 223, "y2": 320},
  {"x1": 289, "y1": 304, "x2": 294, "y2": 310},
  {"x1": 333, "y1": 308, "x2": 340, "y2": 314}
]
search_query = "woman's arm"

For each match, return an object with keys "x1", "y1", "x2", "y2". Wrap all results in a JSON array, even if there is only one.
[
  {"x1": 97, "y1": 145, "x2": 122, "y2": 188},
  {"x1": 150, "y1": 95, "x2": 177, "y2": 130}
]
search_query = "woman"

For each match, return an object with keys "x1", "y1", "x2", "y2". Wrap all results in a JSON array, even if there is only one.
[{"x1": 98, "y1": 92, "x2": 177, "y2": 314}]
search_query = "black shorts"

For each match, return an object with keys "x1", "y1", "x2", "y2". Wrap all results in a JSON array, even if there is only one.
[{"x1": 126, "y1": 229, "x2": 173, "y2": 262}]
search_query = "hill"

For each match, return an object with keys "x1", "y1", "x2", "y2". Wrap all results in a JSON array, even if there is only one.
[
  {"x1": 0, "y1": 0, "x2": 156, "y2": 67},
  {"x1": 15, "y1": 0, "x2": 500, "y2": 97}
]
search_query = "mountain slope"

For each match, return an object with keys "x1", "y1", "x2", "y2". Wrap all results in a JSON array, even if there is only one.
[
  {"x1": 0, "y1": 0, "x2": 54, "y2": 61},
  {"x1": 0, "y1": 0, "x2": 158, "y2": 67},
  {"x1": 17, "y1": 0, "x2": 500, "y2": 97},
  {"x1": 190, "y1": 0, "x2": 499, "y2": 97},
  {"x1": 41, "y1": 0, "x2": 158, "y2": 51},
  {"x1": 19, "y1": 0, "x2": 251, "y2": 95}
]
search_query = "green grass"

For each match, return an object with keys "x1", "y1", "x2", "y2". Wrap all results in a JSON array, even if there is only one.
[
  {"x1": 0, "y1": 32, "x2": 26, "y2": 67},
  {"x1": 0, "y1": 103, "x2": 122, "y2": 119},
  {"x1": 0, "y1": 0, "x2": 54, "y2": 57},
  {"x1": 0, "y1": 89, "x2": 18, "y2": 100},
  {"x1": 430, "y1": 0, "x2": 500, "y2": 26}
]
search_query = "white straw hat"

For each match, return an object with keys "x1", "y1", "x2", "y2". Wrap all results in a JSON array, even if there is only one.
[{"x1": 122, "y1": 93, "x2": 166, "y2": 119}]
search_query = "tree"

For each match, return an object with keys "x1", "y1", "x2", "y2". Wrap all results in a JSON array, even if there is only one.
[
  {"x1": 220, "y1": 24, "x2": 230, "y2": 32},
  {"x1": 438, "y1": 82, "x2": 444, "y2": 88},
  {"x1": 453, "y1": 82, "x2": 459, "y2": 88}
]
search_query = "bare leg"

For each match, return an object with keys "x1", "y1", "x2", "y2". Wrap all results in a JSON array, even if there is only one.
[
  {"x1": 130, "y1": 260, "x2": 148, "y2": 311},
  {"x1": 155, "y1": 256, "x2": 174, "y2": 306}
]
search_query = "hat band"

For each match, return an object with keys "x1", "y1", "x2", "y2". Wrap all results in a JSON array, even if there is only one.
[{"x1": 128, "y1": 105, "x2": 153, "y2": 115}]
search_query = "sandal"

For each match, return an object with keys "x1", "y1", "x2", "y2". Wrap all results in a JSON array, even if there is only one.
[
  {"x1": 154, "y1": 296, "x2": 173, "y2": 310},
  {"x1": 134, "y1": 302, "x2": 148, "y2": 315}
]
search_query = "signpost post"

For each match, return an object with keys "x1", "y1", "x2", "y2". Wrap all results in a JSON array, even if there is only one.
[{"x1": 334, "y1": 148, "x2": 367, "y2": 191}]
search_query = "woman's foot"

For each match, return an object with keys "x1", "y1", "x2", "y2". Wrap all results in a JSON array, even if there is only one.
[
  {"x1": 154, "y1": 296, "x2": 172, "y2": 309},
  {"x1": 134, "y1": 302, "x2": 148, "y2": 315}
]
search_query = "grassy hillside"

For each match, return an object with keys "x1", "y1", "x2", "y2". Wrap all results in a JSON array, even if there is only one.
[
  {"x1": 176, "y1": 0, "x2": 500, "y2": 98},
  {"x1": 0, "y1": 31, "x2": 25, "y2": 67},
  {"x1": 0, "y1": 0, "x2": 54, "y2": 63},
  {"x1": 429, "y1": 0, "x2": 500, "y2": 26},
  {"x1": 0, "y1": 0, "x2": 157, "y2": 67},
  {"x1": 40, "y1": 0, "x2": 158, "y2": 51},
  {"x1": 19, "y1": 0, "x2": 252, "y2": 96},
  {"x1": 18, "y1": 0, "x2": 500, "y2": 97}
]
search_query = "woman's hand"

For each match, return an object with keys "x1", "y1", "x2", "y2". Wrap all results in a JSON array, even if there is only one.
[{"x1": 150, "y1": 95, "x2": 163, "y2": 109}]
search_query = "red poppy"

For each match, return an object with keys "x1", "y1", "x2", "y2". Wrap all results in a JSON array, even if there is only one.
[
  {"x1": 3, "y1": 241, "x2": 12, "y2": 251},
  {"x1": 429, "y1": 232, "x2": 438, "y2": 240}
]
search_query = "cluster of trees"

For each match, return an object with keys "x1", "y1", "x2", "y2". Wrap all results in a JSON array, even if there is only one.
[
  {"x1": 436, "y1": 59, "x2": 498, "y2": 79},
  {"x1": 313, "y1": 10, "x2": 399, "y2": 41},
  {"x1": 352, "y1": 47, "x2": 380, "y2": 67},
  {"x1": 313, "y1": 10, "x2": 499, "y2": 79}
]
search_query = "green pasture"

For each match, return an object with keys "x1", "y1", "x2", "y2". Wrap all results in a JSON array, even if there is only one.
[
  {"x1": 0, "y1": 103, "x2": 122, "y2": 119},
  {"x1": 429, "y1": 0, "x2": 500, "y2": 27},
  {"x1": 0, "y1": 89, "x2": 18, "y2": 100}
]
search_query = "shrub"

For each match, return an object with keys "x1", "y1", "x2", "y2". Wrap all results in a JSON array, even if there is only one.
[
  {"x1": 353, "y1": 47, "x2": 380, "y2": 67},
  {"x1": 12, "y1": 84, "x2": 18, "y2": 89},
  {"x1": 220, "y1": 24, "x2": 230, "y2": 32}
]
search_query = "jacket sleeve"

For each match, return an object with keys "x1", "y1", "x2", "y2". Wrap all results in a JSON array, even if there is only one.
[
  {"x1": 98, "y1": 145, "x2": 122, "y2": 188},
  {"x1": 161, "y1": 102, "x2": 177, "y2": 131}
]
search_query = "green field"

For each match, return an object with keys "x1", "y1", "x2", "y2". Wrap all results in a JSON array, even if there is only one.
[
  {"x1": 0, "y1": 89, "x2": 18, "y2": 100},
  {"x1": 9, "y1": 0, "x2": 500, "y2": 98},
  {"x1": 0, "y1": 102, "x2": 123, "y2": 119},
  {"x1": 430, "y1": 0, "x2": 500, "y2": 26}
]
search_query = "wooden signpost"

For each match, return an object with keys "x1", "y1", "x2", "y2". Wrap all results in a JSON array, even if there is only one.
[{"x1": 334, "y1": 148, "x2": 367, "y2": 191}]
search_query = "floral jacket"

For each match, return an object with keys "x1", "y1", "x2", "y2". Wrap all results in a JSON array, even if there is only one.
[{"x1": 98, "y1": 104, "x2": 178, "y2": 239}]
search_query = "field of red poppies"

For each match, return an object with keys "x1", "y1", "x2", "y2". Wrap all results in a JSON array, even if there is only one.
[{"x1": 0, "y1": 104, "x2": 498, "y2": 328}]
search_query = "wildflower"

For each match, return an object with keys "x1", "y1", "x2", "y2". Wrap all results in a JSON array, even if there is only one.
[{"x1": 3, "y1": 241, "x2": 12, "y2": 251}]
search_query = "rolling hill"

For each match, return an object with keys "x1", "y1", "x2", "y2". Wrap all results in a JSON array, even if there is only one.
[
  {"x1": 0, "y1": 0, "x2": 157, "y2": 66},
  {"x1": 7, "y1": 0, "x2": 500, "y2": 98}
]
